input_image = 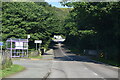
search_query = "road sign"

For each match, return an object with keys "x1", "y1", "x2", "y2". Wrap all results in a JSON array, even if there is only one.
[
  {"x1": 34, "y1": 40, "x2": 42, "y2": 50},
  {"x1": 34, "y1": 40, "x2": 42, "y2": 43},
  {"x1": 0, "y1": 42, "x2": 3, "y2": 46},
  {"x1": 0, "y1": 42, "x2": 3, "y2": 53},
  {"x1": 27, "y1": 35, "x2": 30, "y2": 39}
]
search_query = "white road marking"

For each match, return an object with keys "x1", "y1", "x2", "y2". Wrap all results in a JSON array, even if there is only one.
[
  {"x1": 57, "y1": 43, "x2": 107, "y2": 80},
  {"x1": 58, "y1": 43, "x2": 74, "y2": 61},
  {"x1": 92, "y1": 72, "x2": 107, "y2": 80},
  {"x1": 93, "y1": 72, "x2": 106, "y2": 80},
  {"x1": 93, "y1": 72, "x2": 98, "y2": 76}
]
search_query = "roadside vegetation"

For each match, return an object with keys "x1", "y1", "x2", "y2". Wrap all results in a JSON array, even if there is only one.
[
  {"x1": 0, "y1": 64, "x2": 25, "y2": 78},
  {"x1": 1, "y1": 3, "x2": 70, "y2": 77},
  {"x1": 2, "y1": 2, "x2": 69, "y2": 50},
  {"x1": 61, "y1": 1, "x2": 119, "y2": 66},
  {"x1": 12, "y1": 56, "x2": 42, "y2": 60},
  {"x1": 64, "y1": 44, "x2": 120, "y2": 67},
  {"x1": 91, "y1": 57, "x2": 120, "y2": 67}
]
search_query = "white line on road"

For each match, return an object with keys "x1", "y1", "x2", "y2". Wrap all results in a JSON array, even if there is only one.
[
  {"x1": 93, "y1": 72, "x2": 98, "y2": 76},
  {"x1": 58, "y1": 43, "x2": 74, "y2": 61},
  {"x1": 58, "y1": 43, "x2": 107, "y2": 80},
  {"x1": 92, "y1": 72, "x2": 107, "y2": 80},
  {"x1": 93, "y1": 72, "x2": 106, "y2": 80}
]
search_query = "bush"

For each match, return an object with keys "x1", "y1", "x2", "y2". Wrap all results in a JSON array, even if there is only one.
[{"x1": 2, "y1": 51, "x2": 13, "y2": 70}]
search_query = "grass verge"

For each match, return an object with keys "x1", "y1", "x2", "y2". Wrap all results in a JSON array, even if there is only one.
[
  {"x1": 65, "y1": 44, "x2": 120, "y2": 68},
  {"x1": 91, "y1": 57, "x2": 120, "y2": 67},
  {"x1": 0, "y1": 64, "x2": 25, "y2": 78}
]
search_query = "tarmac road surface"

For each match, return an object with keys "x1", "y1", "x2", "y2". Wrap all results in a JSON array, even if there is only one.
[{"x1": 47, "y1": 43, "x2": 119, "y2": 80}]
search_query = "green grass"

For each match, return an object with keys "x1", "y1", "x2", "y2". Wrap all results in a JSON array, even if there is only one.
[
  {"x1": 91, "y1": 57, "x2": 120, "y2": 67},
  {"x1": 0, "y1": 64, "x2": 25, "y2": 78},
  {"x1": 65, "y1": 44, "x2": 120, "y2": 67}
]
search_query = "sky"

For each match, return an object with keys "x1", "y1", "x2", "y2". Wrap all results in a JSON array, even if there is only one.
[
  {"x1": 47, "y1": 2, "x2": 69, "y2": 8},
  {"x1": 45, "y1": 0, "x2": 69, "y2": 8}
]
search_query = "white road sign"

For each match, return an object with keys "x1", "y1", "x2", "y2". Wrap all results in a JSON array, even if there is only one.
[{"x1": 34, "y1": 40, "x2": 42, "y2": 43}]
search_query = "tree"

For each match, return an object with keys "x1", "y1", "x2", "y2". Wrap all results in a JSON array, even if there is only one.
[
  {"x1": 2, "y1": 2, "x2": 69, "y2": 49},
  {"x1": 62, "y1": 2, "x2": 120, "y2": 62}
]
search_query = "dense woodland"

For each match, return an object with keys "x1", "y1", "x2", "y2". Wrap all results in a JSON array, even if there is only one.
[
  {"x1": 2, "y1": 2, "x2": 70, "y2": 49},
  {"x1": 2, "y1": 2, "x2": 119, "y2": 63},
  {"x1": 61, "y1": 2, "x2": 120, "y2": 63}
]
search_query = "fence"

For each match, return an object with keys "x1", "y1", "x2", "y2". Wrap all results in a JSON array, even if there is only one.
[{"x1": 84, "y1": 50, "x2": 98, "y2": 56}]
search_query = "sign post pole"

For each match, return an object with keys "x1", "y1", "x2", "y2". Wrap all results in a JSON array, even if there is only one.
[
  {"x1": 36, "y1": 43, "x2": 37, "y2": 51},
  {"x1": 27, "y1": 35, "x2": 30, "y2": 57},
  {"x1": 10, "y1": 39, "x2": 12, "y2": 57},
  {"x1": 0, "y1": 45, "x2": 2, "y2": 53},
  {"x1": 0, "y1": 42, "x2": 3, "y2": 53},
  {"x1": 39, "y1": 43, "x2": 40, "y2": 49}
]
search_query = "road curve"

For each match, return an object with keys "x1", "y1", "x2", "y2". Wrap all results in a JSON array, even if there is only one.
[{"x1": 48, "y1": 43, "x2": 119, "y2": 80}]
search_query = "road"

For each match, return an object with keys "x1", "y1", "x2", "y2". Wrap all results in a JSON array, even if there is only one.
[
  {"x1": 2, "y1": 43, "x2": 119, "y2": 80},
  {"x1": 47, "y1": 43, "x2": 119, "y2": 80},
  {"x1": 4, "y1": 49, "x2": 53, "y2": 79}
]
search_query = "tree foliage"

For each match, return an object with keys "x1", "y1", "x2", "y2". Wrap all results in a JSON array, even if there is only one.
[
  {"x1": 2, "y1": 2, "x2": 69, "y2": 49},
  {"x1": 62, "y1": 2, "x2": 120, "y2": 62}
]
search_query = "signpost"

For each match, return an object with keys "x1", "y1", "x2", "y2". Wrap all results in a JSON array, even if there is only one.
[
  {"x1": 27, "y1": 35, "x2": 30, "y2": 39},
  {"x1": 0, "y1": 42, "x2": 3, "y2": 53},
  {"x1": 34, "y1": 40, "x2": 42, "y2": 50},
  {"x1": 27, "y1": 35, "x2": 30, "y2": 57}
]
